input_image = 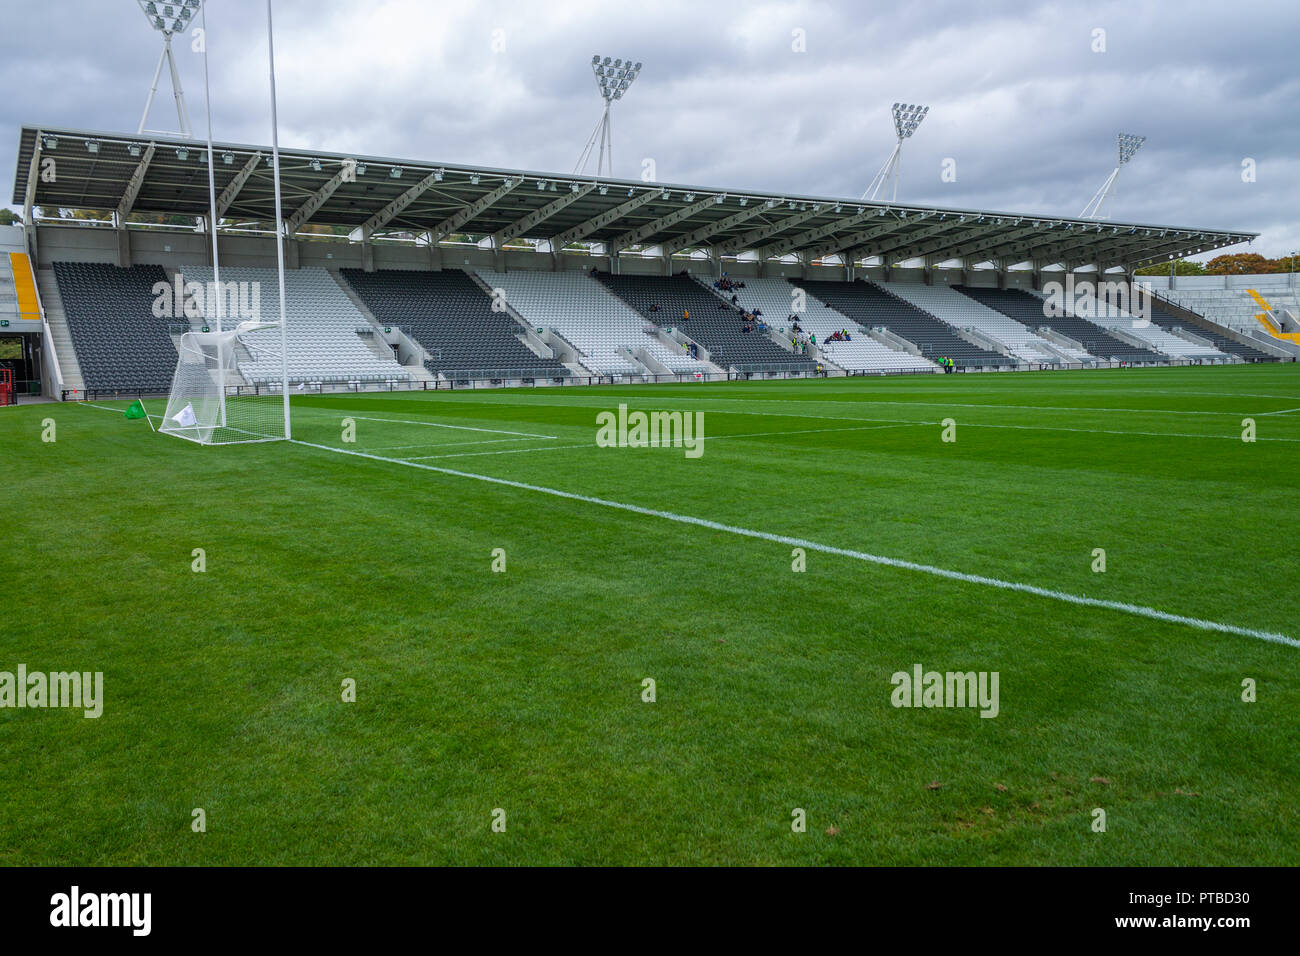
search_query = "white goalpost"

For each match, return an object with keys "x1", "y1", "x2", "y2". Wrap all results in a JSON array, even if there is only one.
[
  {"x1": 160, "y1": 321, "x2": 287, "y2": 444},
  {"x1": 159, "y1": 0, "x2": 293, "y2": 447}
]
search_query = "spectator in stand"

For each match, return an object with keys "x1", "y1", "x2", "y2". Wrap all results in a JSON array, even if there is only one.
[{"x1": 683, "y1": 309, "x2": 690, "y2": 322}]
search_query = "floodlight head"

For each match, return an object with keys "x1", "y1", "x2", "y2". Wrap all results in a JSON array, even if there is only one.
[
  {"x1": 891, "y1": 102, "x2": 930, "y2": 140},
  {"x1": 1117, "y1": 132, "x2": 1146, "y2": 165},
  {"x1": 137, "y1": 0, "x2": 202, "y2": 36},
  {"x1": 591, "y1": 53, "x2": 642, "y2": 102}
]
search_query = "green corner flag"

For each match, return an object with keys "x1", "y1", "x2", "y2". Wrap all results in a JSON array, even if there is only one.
[{"x1": 124, "y1": 400, "x2": 148, "y2": 421}]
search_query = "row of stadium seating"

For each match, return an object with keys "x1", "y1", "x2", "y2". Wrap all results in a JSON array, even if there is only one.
[
  {"x1": 885, "y1": 281, "x2": 1088, "y2": 364},
  {"x1": 794, "y1": 279, "x2": 1008, "y2": 367},
  {"x1": 1144, "y1": 298, "x2": 1274, "y2": 361},
  {"x1": 50, "y1": 262, "x2": 1280, "y2": 394},
  {"x1": 340, "y1": 268, "x2": 569, "y2": 378},
  {"x1": 953, "y1": 286, "x2": 1164, "y2": 364},
  {"x1": 595, "y1": 272, "x2": 820, "y2": 370},
  {"x1": 476, "y1": 269, "x2": 704, "y2": 375},
  {"x1": 698, "y1": 276, "x2": 936, "y2": 372},
  {"x1": 53, "y1": 262, "x2": 176, "y2": 392},
  {"x1": 184, "y1": 266, "x2": 411, "y2": 385}
]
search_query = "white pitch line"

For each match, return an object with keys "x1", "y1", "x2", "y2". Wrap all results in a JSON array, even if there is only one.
[
  {"x1": 1260, "y1": 406, "x2": 1300, "y2": 416},
  {"x1": 399, "y1": 423, "x2": 913, "y2": 461},
  {"x1": 431, "y1": 393, "x2": 1266, "y2": 418},
  {"x1": 362, "y1": 397, "x2": 1300, "y2": 444},
  {"x1": 292, "y1": 439, "x2": 1299, "y2": 650},
  {"x1": 361, "y1": 436, "x2": 559, "y2": 452},
  {"x1": 342, "y1": 414, "x2": 556, "y2": 438}
]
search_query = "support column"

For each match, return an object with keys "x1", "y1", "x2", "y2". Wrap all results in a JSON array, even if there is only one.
[
  {"x1": 879, "y1": 255, "x2": 892, "y2": 282},
  {"x1": 115, "y1": 227, "x2": 132, "y2": 268},
  {"x1": 286, "y1": 239, "x2": 300, "y2": 271},
  {"x1": 361, "y1": 238, "x2": 375, "y2": 273}
]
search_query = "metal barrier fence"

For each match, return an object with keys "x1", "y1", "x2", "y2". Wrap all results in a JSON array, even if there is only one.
[{"x1": 57, "y1": 354, "x2": 1242, "y2": 403}]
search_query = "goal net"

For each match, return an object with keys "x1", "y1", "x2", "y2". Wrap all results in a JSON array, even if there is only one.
[{"x1": 160, "y1": 321, "x2": 288, "y2": 445}]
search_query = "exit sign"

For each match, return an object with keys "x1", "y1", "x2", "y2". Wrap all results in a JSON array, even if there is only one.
[{"x1": 0, "y1": 320, "x2": 9, "y2": 327}]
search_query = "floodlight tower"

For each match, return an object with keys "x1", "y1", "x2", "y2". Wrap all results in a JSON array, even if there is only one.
[
  {"x1": 575, "y1": 55, "x2": 642, "y2": 177},
  {"x1": 862, "y1": 103, "x2": 929, "y2": 202},
  {"x1": 135, "y1": 0, "x2": 202, "y2": 137},
  {"x1": 1081, "y1": 132, "x2": 1146, "y2": 219}
]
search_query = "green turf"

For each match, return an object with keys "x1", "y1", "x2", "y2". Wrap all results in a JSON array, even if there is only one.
[{"x1": 3, "y1": 364, "x2": 1298, "y2": 865}]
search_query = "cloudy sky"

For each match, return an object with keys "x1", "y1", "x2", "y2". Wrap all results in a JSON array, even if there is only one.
[{"x1": 3, "y1": 0, "x2": 1297, "y2": 258}]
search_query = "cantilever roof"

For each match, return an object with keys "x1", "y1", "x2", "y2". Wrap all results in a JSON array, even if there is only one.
[{"x1": 13, "y1": 124, "x2": 1257, "y2": 269}]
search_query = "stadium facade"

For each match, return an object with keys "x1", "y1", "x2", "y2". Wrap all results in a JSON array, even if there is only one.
[{"x1": 5, "y1": 123, "x2": 1294, "y2": 402}]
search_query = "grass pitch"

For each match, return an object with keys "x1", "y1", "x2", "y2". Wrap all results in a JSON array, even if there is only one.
[{"x1": 3, "y1": 364, "x2": 1299, "y2": 865}]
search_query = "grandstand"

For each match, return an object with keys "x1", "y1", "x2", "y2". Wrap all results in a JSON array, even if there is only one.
[
  {"x1": 188, "y1": 265, "x2": 411, "y2": 386},
  {"x1": 596, "y1": 272, "x2": 818, "y2": 372},
  {"x1": 477, "y1": 269, "x2": 709, "y2": 376},
  {"x1": 796, "y1": 279, "x2": 1008, "y2": 367},
  {"x1": 695, "y1": 275, "x2": 936, "y2": 373},
  {"x1": 340, "y1": 268, "x2": 569, "y2": 381},
  {"x1": 954, "y1": 286, "x2": 1165, "y2": 365},
  {"x1": 4, "y1": 123, "x2": 1284, "y2": 399}
]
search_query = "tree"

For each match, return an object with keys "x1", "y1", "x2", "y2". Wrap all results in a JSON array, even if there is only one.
[
  {"x1": 0, "y1": 208, "x2": 24, "y2": 226},
  {"x1": 1205, "y1": 252, "x2": 1282, "y2": 275},
  {"x1": 1135, "y1": 258, "x2": 1205, "y2": 277}
]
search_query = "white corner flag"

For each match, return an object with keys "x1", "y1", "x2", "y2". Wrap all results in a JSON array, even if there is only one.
[{"x1": 171, "y1": 403, "x2": 198, "y2": 428}]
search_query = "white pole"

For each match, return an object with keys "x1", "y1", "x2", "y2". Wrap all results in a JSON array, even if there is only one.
[
  {"x1": 605, "y1": 101, "x2": 614, "y2": 178},
  {"x1": 267, "y1": 0, "x2": 291, "y2": 439},
  {"x1": 164, "y1": 35, "x2": 193, "y2": 136},
  {"x1": 199, "y1": 1, "x2": 225, "y2": 427},
  {"x1": 138, "y1": 44, "x2": 168, "y2": 134}
]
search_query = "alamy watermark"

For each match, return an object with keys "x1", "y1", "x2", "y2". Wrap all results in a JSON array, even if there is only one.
[
  {"x1": 595, "y1": 403, "x2": 705, "y2": 458},
  {"x1": 151, "y1": 273, "x2": 261, "y2": 322},
  {"x1": 1, "y1": 665, "x2": 103, "y2": 718},
  {"x1": 890, "y1": 663, "x2": 999, "y2": 718},
  {"x1": 1041, "y1": 275, "x2": 1151, "y2": 328}
]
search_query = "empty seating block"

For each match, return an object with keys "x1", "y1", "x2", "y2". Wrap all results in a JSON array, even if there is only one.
[
  {"x1": 595, "y1": 272, "x2": 817, "y2": 370},
  {"x1": 954, "y1": 286, "x2": 1163, "y2": 364},
  {"x1": 1144, "y1": 299, "x2": 1274, "y2": 361},
  {"x1": 477, "y1": 270, "x2": 704, "y2": 374},
  {"x1": 702, "y1": 276, "x2": 934, "y2": 372},
  {"x1": 885, "y1": 281, "x2": 1088, "y2": 363},
  {"x1": 53, "y1": 261, "x2": 177, "y2": 392},
  {"x1": 794, "y1": 279, "x2": 1006, "y2": 367},
  {"x1": 185, "y1": 266, "x2": 411, "y2": 385},
  {"x1": 340, "y1": 269, "x2": 567, "y2": 378}
]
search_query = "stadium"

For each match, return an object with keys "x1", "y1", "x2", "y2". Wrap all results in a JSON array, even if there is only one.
[{"x1": 2, "y1": 0, "x2": 1299, "y2": 887}]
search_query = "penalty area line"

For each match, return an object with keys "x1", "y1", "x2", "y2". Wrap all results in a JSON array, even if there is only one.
[{"x1": 291, "y1": 438, "x2": 1298, "y2": 650}]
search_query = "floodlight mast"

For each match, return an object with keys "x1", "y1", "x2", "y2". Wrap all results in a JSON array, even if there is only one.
[
  {"x1": 862, "y1": 103, "x2": 929, "y2": 202},
  {"x1": 135, "y1": 0, "x2": 202, "y2": 137},
  {"x1": 575, "y1": 55, "x2": 642, "y2": 178},
  {"x1": 1081, "y1": 132, "x2": 1146, "y2": 219}
]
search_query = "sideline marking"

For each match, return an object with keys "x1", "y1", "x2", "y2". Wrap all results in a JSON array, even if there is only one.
[{"x1": 292, "y1": 439, "x2": 1298, "y2": 650}]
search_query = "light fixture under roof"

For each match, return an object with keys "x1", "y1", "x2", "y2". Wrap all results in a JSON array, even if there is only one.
[
  {"x1": 176, "y1": 147, "x2": 189, "y2": 160},
  {"x1": 355, "y1": 164, "x2": 366, "y2": 176},
  {"x1": 469, "y1": 173, "x2": 480, "y2": 185},
  {"x1": 221, "y1": 152, "x2": 234, "y2": 165},
  {"x1": 84, "y1": 139, "x2": 100, "y2": 154},
  {"x1": 127, "y1": 143, "x2": 142, "y2": 157},
  {"x1": 309, "y1": 158, "x2": 322, "y2": 172},
  {"x1": 389, "y1": 167, "x2": 402, "y2": 179}
]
